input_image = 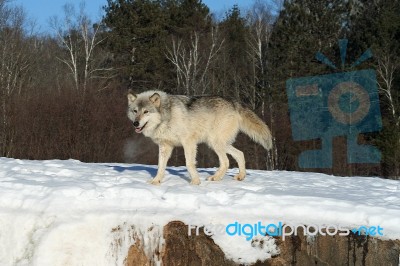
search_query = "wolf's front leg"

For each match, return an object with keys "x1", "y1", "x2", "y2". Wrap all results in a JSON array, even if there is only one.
[
  {"x1": 150, "y1": 143, "x2": 173, "y2": 185},
  {"x1": 182, "y1": 142, "x2": 201, "y2": 185}
]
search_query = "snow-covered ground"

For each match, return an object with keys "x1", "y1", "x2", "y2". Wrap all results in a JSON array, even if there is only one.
[{"x1": 0, "y1": 157, "x2": 399, "y2": 265}]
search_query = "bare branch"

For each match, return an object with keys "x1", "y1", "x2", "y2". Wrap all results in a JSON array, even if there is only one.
[{"x1": 166, "y1": 28, "x2": 224, "y2": 95}]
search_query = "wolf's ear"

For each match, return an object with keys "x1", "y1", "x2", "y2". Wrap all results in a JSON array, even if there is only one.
[
  {"x1": 149, "y1": 93, "x2": 161, "y2": 108},
  {"x1": 127, "y1": 90, "x2": 137, "y2": 103}
]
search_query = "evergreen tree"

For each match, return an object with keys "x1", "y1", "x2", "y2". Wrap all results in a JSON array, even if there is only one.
[
  {"x1": 350, "y1": 0, "x2": 400, "y2": 177},
  {"x1": 102, "y1": 0, "x2": 211, "y2": 91},
  {"x1": 269, "y1": 0, "x2": 350, "y2": 95},
  {"x1": 267, "y1": 0, "x2": 351, "y2": 171},
  {"x1": 102, "y1": 0, "x2": 169, "y2": 89},
  {"x1": 217, "y1": 5, "x2": 251, "y2": 99},
  {"x1": 163, "y1": 0, "x2": 211, "y2": 37}
]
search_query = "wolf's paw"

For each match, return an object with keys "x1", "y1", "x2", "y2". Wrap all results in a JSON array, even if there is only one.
[
  {"x1": 233, "y1": 174, "x2": 246, "y2": 181},
  {"x1": 190, "y1": 178, "x2": 201, "y2": 185},
  {"x1": 149, "y1": 178, "x2": 161, "y2": 185},
  {"x1": 207, "y1": 175, "x2": 223, "y2": 181}
]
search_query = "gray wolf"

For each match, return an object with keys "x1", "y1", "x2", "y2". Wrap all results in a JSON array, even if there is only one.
[{"x1": 127, "y1": 90, "x2": 272, "y2": 185}]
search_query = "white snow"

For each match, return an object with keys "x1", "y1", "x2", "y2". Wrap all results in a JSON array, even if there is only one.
[{"x1": 0, "y1": 157, "x2": 399, "y2": 265}]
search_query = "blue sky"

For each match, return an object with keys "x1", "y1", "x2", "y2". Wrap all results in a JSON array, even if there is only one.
[{"x1": 11, "y1": 0, "x2": 252, "y2": 34}]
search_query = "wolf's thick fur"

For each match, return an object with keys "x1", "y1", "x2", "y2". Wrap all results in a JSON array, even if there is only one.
[{"x1": 127, "y1": 90, "x2": 272, "y2": 185}]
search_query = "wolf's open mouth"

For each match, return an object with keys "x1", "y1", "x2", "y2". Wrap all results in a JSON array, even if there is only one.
[{"x1": 135, "y1": 122, "x2": 147, "y2": 133}]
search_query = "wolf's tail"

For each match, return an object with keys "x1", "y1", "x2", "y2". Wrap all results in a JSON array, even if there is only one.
[{"x1": 237, "y1": 105, "x2": 273, "y2": 150}]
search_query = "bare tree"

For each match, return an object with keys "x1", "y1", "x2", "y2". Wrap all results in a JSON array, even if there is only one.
[
  {"x1": 0, "y1": 1, "x2": 35, "y2": 156},
  {"x1": 376, "y1": 53, "x2": 400, "y2": 126},
  {"x1": 375, "y1": 48, "x2": 400, "y2": 177},
  {"x1": 166, "y1": 27, "x2": 224, "y2": 96},
  {"x1": 50, "y1": 2, "x2": 113, "y2": 94},
  {"x1": 50, "y1": 4, "x2": 79, "y2": 91},
  {"x1": 247, "y1": 0, "x2": 274, "y2": 100},
  {"x1": 247, "y1": 0, "x2": 278, "y2": 170}
]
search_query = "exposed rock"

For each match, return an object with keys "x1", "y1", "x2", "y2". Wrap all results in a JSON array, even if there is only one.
[
  {"x1": 266, "y1": 230, "x2": 400, "y2": 266},
  {"x1": 120, "y1": 224, "x2": 162, "y2": 266},
  {"x1": 161, "y1": 221, "x2": 237, "y2": 266},
  {"x1": 125, "y1": 239, "x2": 149, "y2": 266},
  {"x1": 124, "y1": 221, "x2": 400, "y2": 266}
]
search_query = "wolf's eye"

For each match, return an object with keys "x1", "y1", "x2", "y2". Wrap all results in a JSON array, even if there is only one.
[
  {"x1": 143, "y1": 110, "x2": 149, "y2": 114},
  {"x1": 133, "y1": 110, "x2": 137, "y2": 113}
]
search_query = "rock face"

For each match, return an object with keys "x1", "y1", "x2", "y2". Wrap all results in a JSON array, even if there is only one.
[
  {"x1": 162, "y1": 221, "x2": 237, "y2": 266},
  {"x1": 267, "y1": 230, "x2": 400, "y2": 266},
  {"x1": 125, "y1": 221, "x2": 400, "y2": 266},
  {"x1": 125, "y1": 239, "x2": 149, "y2": 266}
]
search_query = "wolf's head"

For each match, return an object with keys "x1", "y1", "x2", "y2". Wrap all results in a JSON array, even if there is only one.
[{"x1": 127, "y1": 90, "x2": 162, "y2": 135}]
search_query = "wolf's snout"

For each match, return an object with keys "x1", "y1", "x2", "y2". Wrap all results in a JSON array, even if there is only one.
[{"x1": 133, "y1": 121, "x2": 139, "y2": 127}]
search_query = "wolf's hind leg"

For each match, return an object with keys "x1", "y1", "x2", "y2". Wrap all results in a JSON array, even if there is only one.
[
  {"x1": 150, "y1": 143, "x2": 173, "y2": 185},
  {"x1": 207, "y1": 145, "x2": 229, "y2": 181},
  {"x1": 227, "y1": 145, "x2": 246, "y2": 181},
  {"x1": 182, "y1": 142, "x2": 201, "y2": 185}
]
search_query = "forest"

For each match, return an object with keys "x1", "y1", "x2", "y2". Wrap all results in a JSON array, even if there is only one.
[{"x1": 0, "y1": 0, "x2": 399, "y2": 178}]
